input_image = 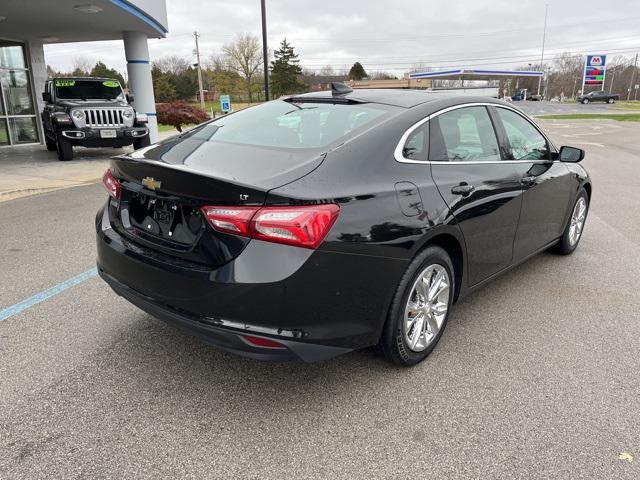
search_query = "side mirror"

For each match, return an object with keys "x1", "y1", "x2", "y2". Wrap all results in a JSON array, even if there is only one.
[
  {"x1": 126, "y1": 93, "x2": 134, "y2": 103},
  {"x1": 42, "y1": 92, "x2": 52, "y2": 103},
  {"x1": 559, "y1": 146, "x2": 585, "y2": 163}
]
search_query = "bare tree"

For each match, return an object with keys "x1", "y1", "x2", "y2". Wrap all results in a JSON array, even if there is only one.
[
  {"x1": 72, "y1": 57, "x2": 92, "y2": 75},
  {"x1": 222, "y1": 33, "x2": 263, "y2": 103},
  {"x1": 154, "y1": 55, "x2": 191, "y2": 75},
  {"x1": 549, "y1": 53, "x2": 583, "y2": 98},
  {"x1": 319, "y1": 65, "x2": 335, "y2": 77},
  {"x1": 370, "y1": 71, "x2": 397, "y2": 80}
]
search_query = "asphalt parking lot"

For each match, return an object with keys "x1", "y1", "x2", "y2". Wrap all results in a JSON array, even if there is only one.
[
  {"x1": 517, "y1": 99, "x2": 635, "y2": 115},
  {"x1": 1, "y1": 118, "x2": 639, "y2": 479}
]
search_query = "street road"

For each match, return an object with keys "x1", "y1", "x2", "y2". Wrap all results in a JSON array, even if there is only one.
[{"x1": 1, "y1": 120, "x2": 639, "y2": 479}]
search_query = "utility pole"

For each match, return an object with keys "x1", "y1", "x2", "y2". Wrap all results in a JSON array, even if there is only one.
[
  {"x1": 608, "y1": 71, "x2": 615, "y2": 94},
  {"x1": 194, "y1": 31, "x2": 206, "y2": 112},
  {"x1": 537, "y1": 3, "x2": 549, "y2": 96},
  {"x1": 627, "y1": 53, "x2": 638, "y2": 101},
  {"x1": 261, "y1": 0, "x2": 269, "y2": 101}
]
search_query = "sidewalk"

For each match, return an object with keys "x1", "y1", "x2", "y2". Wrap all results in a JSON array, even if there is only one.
[{"x1": 0, "y1": 131, "x2": 177, "y2": 202}]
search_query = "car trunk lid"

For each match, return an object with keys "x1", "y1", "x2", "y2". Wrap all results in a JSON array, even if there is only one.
[{"x1": 108, "y1": 141, "x2": 325, "y2": 268}]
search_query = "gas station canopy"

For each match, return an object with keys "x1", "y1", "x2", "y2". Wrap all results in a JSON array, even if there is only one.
[{"x1": 410, "y1": 69, "x2": 544, "y2": 81}]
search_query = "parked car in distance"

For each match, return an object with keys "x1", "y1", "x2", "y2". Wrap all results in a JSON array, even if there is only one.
[
  {"x1": 578, "y1": 90, "x2": 619, "y2": 104},
  {"x1": 527, "y1": 94, "x2": 543, "y2": 101},
  {"x1": 96, "y1": 84, "x2": 592, "y2": 366},
  {"x1": 41, "y1": 77, "x2": 150, "y2": 161}
]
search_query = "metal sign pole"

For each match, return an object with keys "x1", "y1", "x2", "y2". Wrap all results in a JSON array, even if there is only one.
[
  {"x1": 261, "y1": 0, "x2": 269, "y2": 102},
  {"x1": 581, "y1": 56, "x2": 587, "y2": 96}
]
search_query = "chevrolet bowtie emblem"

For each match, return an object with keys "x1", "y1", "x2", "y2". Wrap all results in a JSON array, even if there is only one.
[{"x1": 141, "y1": 177, "x2": 161, "y2": 190}]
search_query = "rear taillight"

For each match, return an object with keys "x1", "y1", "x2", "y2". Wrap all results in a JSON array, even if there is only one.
[
  {"x1": 251, "y1": 205, "x2": 340, "y2": 249},
  {"x1": 102, "y1": 169, "x2": 121, "y2": 200},
  {"x1": 200, "y1": 204, "x2": 339, "y2": 249},
  {"x1": 200, "y1": 206, "x2": 259, "y2": 237}
]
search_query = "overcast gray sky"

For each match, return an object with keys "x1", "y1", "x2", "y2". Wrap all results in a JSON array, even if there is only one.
[{"x1": 44, "y1": 0, "x2": 640, "y2": 76}]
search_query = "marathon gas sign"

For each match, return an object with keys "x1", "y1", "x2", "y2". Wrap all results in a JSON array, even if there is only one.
[{"x1": 583, "y1": 55, "x2": 607, "y2": 87}]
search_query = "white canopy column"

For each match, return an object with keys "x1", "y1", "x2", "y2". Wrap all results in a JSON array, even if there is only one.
[{"x1": 123, "y1": 31, "x2": 158, "y2": 142}]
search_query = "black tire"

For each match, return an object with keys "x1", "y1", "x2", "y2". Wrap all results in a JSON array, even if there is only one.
[
  {"x1": 554, "y1": 189, "x2": 589, "y2": 255},
  {"x1": 582, "y1": 99, "x2": 589, "y2": 104},
  {"x1": 56, "y1": 133, "x2": 73, "y2": 161},
  {"x1": 607, "y1": 97, "x2": 615, "y2": 104},
  {"x1": 133, "y1": 135, "x2": 151, "y2": 150},
  {"x1": 377, "y1": 246, "x2": 455, "y2": 366},
  {"x1": 45, "y1": 135, "x2": 56, "y2": 151}
]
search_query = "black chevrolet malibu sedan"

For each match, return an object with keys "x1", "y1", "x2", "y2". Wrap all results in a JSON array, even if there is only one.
[{"x1": 96, "y1": 84, "x2": 591, "y2": 366}]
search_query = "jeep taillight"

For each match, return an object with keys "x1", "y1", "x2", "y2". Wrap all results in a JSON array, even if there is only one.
[{"x1": 200, "y1": 204, "x2": 340, "y2": 249}]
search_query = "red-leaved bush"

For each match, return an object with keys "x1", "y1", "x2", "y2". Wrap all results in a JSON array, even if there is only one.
[{"x1": 156, "y1": 101, "x2": 210, "y2": 132}]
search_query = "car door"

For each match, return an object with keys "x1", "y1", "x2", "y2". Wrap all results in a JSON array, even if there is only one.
[
  {"x1": 429, "y1": 105, "x2": 524, "y2": 286},
  {"x1": 492, "y1": 106, "x2": 572, "y2": 260}
]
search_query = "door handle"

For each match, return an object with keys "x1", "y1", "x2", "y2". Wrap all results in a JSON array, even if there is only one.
[
  {"x1": 521, "y1": 176, "x2": 537, "y2": 186},
  {"x1": 451, "y1": 184, "x2": 475, "y2": 196}
]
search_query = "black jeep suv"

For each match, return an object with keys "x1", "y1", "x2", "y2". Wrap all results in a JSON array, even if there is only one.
[{"x1": 41, "y1": 77, "x2": 150, "y2": 161}]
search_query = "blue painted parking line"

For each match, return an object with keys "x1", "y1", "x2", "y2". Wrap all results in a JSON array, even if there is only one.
[{"x1": 0, "y1": 267, "x2": 98, "y2": 322}]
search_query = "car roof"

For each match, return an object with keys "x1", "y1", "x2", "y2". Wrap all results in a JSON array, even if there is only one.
[{"x1": 289, "y1": 89, "x2": 505, "y2": 109}]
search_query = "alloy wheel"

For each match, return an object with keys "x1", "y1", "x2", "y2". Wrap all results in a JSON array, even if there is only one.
[
  {"x1": 403, "y1": 264, "x2": 450, "y2": 352},
  {"x1": 568, "y1": 197, "x2": 587, "y2": 246}
]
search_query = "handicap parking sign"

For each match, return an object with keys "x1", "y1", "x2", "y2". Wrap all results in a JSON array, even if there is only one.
[{"x1": 220, "y1": 94, "x2": 231, "y2": 113}]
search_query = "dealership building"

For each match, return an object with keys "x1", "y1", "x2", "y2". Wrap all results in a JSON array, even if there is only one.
[{"x1": 0, "y1": 0, "x2": 167, "y2": 148}]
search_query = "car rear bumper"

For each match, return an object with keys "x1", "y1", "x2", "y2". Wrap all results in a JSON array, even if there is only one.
[
  {"x1": 96, "y1": 203, "x2": 407, "y2": 361},
  {"x1": 98, "y1": 268, "x2": 350, "y2": 362}
]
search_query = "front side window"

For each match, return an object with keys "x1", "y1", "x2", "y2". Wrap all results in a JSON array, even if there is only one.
[
  {"x1": 184, "y1": 100, "x2": 394, "y2": 149},
  {"x1": 496, "y1": 108, "x2": 549, "y2": 160},
  {"x1": 54, "y1": 79, "x2": 125, "y2": 101},
  {"x1": 429, "y1": 106, "x2": 501, "y2": 162}
]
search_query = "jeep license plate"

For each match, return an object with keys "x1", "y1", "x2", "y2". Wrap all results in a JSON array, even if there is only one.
[{"x1": 100, "y1": 129, "x2": 117, "y2": 138}]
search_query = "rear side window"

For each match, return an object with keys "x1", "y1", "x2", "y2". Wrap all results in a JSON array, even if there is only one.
[
  {"x1": 429, "y1": 106, "x2": 501, "y2": 162},
  {"x1": 402, "y1": 124, "x2": 428, "y2": 161},
  {"x1": 187, "y1": 100, "x2": 393, "y2": 149},
  {"x1": 496, "y1": 108, "x2": 549, "y2": 160}
]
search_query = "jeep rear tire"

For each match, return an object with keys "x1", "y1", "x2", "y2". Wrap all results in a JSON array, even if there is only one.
[
  {"x1": 45, "y1": 135, "x2": 56, "y2": 151},
  {"x1": 56, "y1": 133, "x2": 73, "y2": 161},
  {"x1": 133, "y1": 135, "x2": 151, "y2": 150}
]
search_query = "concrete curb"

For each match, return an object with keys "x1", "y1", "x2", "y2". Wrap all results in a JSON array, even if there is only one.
[{"x1": 0, "y1": 179, "x2": 101, "y2": 203}]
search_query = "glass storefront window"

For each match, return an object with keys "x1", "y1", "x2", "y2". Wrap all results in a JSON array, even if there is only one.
[
  {"x1": 8, "y1": 117, "x2": 38, "y2": 144},
  {"x1": 1, "y1": 70, "x2": 34, "y2": 116},
  {"x1": 0, "y1": 119, "x2": 9, "y2": 146},
  {"x1": 0, "y1": 40, "x2": 38, "y2": 145},
  {"x1": 0, "y1": 41, "x2": 27, "y2": 69}
]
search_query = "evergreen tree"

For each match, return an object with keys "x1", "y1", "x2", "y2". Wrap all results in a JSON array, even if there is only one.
[
  {"x1": 348, "y1": 62, "x2": 368, "y2": 81},
  {"x1": 269, "y1": 39, "x2": 307, "y2": 98},
  {"x1": 152, "y1": 66, "x2": 177, "y2": 102},
  {"x1": 89, "y1": 61, "x2": 126, "y2": 87},
  {"x1": 171, "y1": 67, "x2": 199, "y2": 101}
]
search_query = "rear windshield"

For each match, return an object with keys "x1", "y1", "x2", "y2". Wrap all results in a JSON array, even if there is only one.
[
  {"x1": 54, "y1": 79, "x2": 124, "y2": 100},
  {"x1": 184, "y1": 100, "x2": 395, "y2": 149}
]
